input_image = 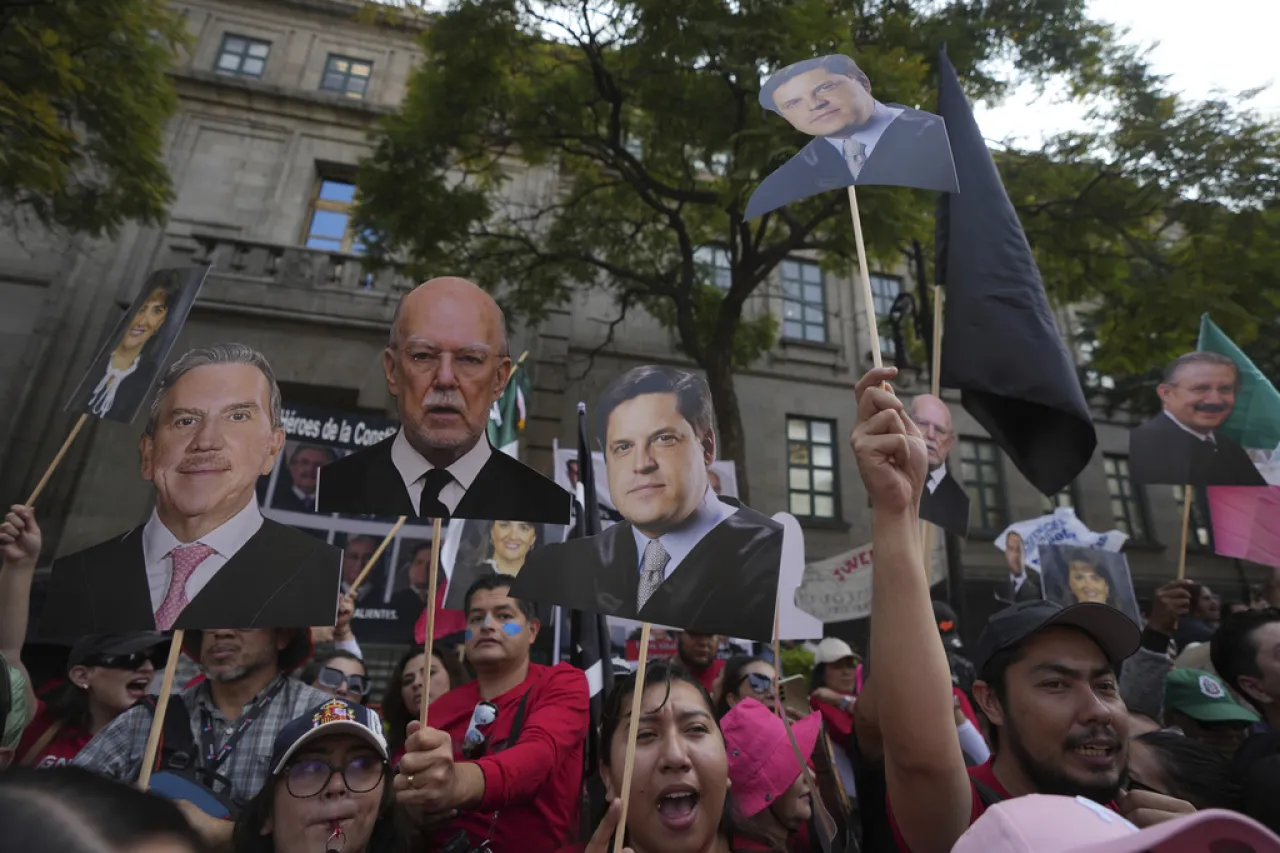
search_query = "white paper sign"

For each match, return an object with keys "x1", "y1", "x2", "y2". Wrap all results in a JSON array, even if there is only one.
[{"x1": 994, "y1": 507, "x2": 1129, "y2": 571}]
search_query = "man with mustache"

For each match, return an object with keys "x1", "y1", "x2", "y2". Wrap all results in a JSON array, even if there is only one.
[
  {"x1": 315, "y1": 277, "x2": 570, "y2": 524},
  {"x1": 41, "y1": 344, "x2": 342, "y2": 636},
  {"x1": 510, "y1": 365, "x2": 784, "y2": 642},
  {"x1": 1129, "y1": 351, "x2": 1266, "y2": 486},
  {"x1": 744, "y1": 53, "x2": 958, "y2": 221},
  {"x1": 909, "y1": 394, "x2": 971, "y2": 537}
]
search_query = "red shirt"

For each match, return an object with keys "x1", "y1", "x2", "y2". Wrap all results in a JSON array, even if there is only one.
[
  {"x1": 15, "y1": 701, "x2": 92, "y2": 769},
  {"x1": 887, "y1": 760, "x2": 1117, "y2": 851},
  {"x1": 810, "y1": 695, "x2": 854, "y2": 749},
  {"x1": 681, "y1": 657, "x2": 724, "y2": 696},
  {"x1": 414, "y1": 580, "x2": 468, "y2": 644},
  {"x1": 426, "y1": 662, "x2": 588, "y2": 853},
  {"x1": 953, "y1": 687, "x2": 981, "y2": 732}
]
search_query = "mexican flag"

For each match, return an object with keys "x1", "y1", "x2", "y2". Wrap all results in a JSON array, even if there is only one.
[
  {"x1": 1197, "y1": 315, "x2": 1280, "y2": 453},
  {"x1": 488, "y1": 368, "x2": 531, "y2": 458}
]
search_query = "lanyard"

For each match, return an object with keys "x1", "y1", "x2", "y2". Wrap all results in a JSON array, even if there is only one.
[{"x1": 198, "y1": 676, "x2": 287, "y2": 779}]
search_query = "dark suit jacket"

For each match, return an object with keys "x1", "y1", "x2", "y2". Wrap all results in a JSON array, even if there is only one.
[
  {"x1": 509, "y1": 499, "x2": 783, "y2": 641},
  {"x1": 316, "y1": 435, "x2": 572, "y2": 525},
  {"x1": 920, "y1": 471, "x2": 970, "y2": 537},
  {"x1": 1129, "y1": 413, "x2": 1265, "y2": 486},
  {"x1": 39, "y1": 519, "x2": 342, "y2": 640},
  {"x1": 1012, "y1": 568, "x2": 1044, "y2": 603},
  {"x1": 745, "y1": 106, "x2": 959, "y2": 220},
  {"x1": 270, "y1": 478, "x2": 316, "y2": 513}
]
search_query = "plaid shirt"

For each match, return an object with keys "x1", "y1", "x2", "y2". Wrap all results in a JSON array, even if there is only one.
[{"x1": 73, "y1": 674, "x2": 332, "y2": 803}]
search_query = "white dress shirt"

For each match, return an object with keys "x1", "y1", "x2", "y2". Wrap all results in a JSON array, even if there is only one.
[
  {"x1": 824, "y1": 102, "x2": 905, "y2": 164},
  {"x1": 631, "y1": 488, "x2": 739, "y2": 583},
  {"x1": 143, "y1": 499, "x2": 265, "y2": 613},
  {"x1": 390, "y1": 428, "x2": 493, "y2": 514},
  {"x1": 926, "y1": 464, "x2": 948, "y2": 495},
  {"x1": 1163, "y1": 409, "x2": 1216, "y2": 444}
]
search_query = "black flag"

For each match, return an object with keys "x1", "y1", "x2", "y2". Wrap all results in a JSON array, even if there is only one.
[{"x1": 935, "y1": 47, "x2": 1096, "y2": 495}]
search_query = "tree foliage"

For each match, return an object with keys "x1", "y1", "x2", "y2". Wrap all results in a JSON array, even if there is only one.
[
  {"x1": 355, "y1": 0, "x2": 1222, "y2": 499},
  {"x1": 0, "y1": 0, "x2": 187, "y2": 237}
]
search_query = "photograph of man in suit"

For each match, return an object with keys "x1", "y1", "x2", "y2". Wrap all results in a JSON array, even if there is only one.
[
  {"x1": 744, "y1": 54, "x2": 958, "y2": 221},
  {"x1": 909, "y1": 394, "x2": 970, "y2": 537},
  {"x1": 316, "y1": 277, "x2": 571, "y2": 524},
  {"x1": 1129, "y1": 351, "x2": 1266, "y2": 486},
  {"x1": 1001, "y1": 531, "x2": 1043, "y2": 604},
  {"x1": 42, "y1": 344, "x2": 342, "y2": 638},
  {"x1": 270, "y1": 443, "x2": 335, "y2": 512},
  {"x1": 510, "y1": 366, "x2": 784, "y2": 642}
]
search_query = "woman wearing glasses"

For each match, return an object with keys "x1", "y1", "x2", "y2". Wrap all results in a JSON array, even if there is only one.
[
  {"x1": 302, "y1": 651, "x2": 370, "y2": 705},
  {"x1": 714, "y1": 655, "x2": 779, "y2": 719}
]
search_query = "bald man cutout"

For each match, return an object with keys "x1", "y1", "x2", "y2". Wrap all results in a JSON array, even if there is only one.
[
  {"x1": 909, "y1": 395, "x2": 971, "y2": 536},
  {"x1": 316, "y1": 278, "x2": 571, "y2": 524}
]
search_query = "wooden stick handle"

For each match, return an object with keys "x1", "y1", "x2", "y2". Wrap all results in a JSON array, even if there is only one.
[
  {"x1": 930, "y1": 286, "x2": 944, "y2": 396},
  {"x1": 137, "y1": 630, "x2": 185, "y2": 790},
  {"x1": 847, "y1": 186, "x2": 882, "y2": 370},
  {"x1": 347, "y1": 516, "x2": 407, "y2": 597},
  {"x1": 25, "y1": 414, "x2": 89, "y2": 507},
  {"x1": 418, "y1": 517, "x2": 444, "y2": 723},
  {"x1": 613, "y1": 622, "x2": 652, "y2": 853},
  {"x1": 1177, "y1": 486, "x2": 1193, "y2": 581},
  {"x1": 921, "y1": 521, "x2": 935, "y2": 583}
]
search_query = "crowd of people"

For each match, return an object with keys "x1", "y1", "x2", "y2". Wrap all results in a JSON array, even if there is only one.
[{"x1": 3, "y1": 360, "x2": 1280, "y2": 853}]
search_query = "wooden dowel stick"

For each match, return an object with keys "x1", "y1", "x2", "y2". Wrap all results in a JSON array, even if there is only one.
[
  {"x1": 930, "y1": 286, "x2": 944, "y2": 396},
  {"x1": 921, "y1": 522, "x2": 935, "y2": 583},
  {"x1": 847, "y1": 186, "x2": 882, "y2": 370},
  {"x1": 25, "y1": 413, "x2": 89, "y2": 507},
  {"x1": 418, "y1": 517, "x2": 445, "y2": 724},
  {"x1": 347, "y1": 516, "x2": 407, "y2": 597},
  {"x1": 612, "y1": 622, "x2": 652, "y2": 853},
  {"x1": 137, "y1": 630, "x2": 185, "y2": 791},
  {"x1": 1177, "y1": 486, "x2": 1193, "y2": 581}
]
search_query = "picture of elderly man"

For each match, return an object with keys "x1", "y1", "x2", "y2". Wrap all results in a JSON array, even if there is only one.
[{"x1": 908, "y1": 394, "x2": 971, "y2": 536}]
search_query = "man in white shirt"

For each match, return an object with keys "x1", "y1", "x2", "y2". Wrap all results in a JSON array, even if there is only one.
[
  {"x1": 42, "y1": 344, "x2": 342, "y2": 637},
  {"x1": 315, "y1": 277, "x2": 570, "y2": 524},
  {"x1": 909, "y1": 394, "x2": 971, "y2": 536}
]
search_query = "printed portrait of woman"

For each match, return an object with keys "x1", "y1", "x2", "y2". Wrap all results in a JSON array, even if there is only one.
[
  {"x1": 65, "y1": 266, "x2": 208, "y2": 423},
  {"x1": 443, "y1": 519, "x2": 548, "y2": 610},
  {"x1": 1039, "y1": 544, "x2": 1140, "y2": 626}
]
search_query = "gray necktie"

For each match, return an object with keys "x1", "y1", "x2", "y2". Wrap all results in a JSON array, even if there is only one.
[
  {"x1": 842, "y1": 138, "x2": 867, "y2": 179},
  {"x1": 637, "y1": 539, "x2": 670, "y2": 611}
]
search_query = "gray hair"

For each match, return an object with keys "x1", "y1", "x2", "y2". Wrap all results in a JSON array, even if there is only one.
[
  {"x1": 1163, "y1": 351, "x2": 1240, "y2": 389},
  {"x1": 144, "y1": 343, "x2": 283, "y2": 436}
]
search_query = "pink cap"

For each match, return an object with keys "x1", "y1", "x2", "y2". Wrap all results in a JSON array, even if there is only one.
[
  {"x1": 953, "y1": 795, "x2": 1280, "y2": 853},
  {"x1": 721, "y1": 697, "x2": 822, "y2": 818}
]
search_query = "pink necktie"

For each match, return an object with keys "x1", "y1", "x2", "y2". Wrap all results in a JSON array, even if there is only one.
[{"x1": 155, "y1": 543, "x2": 217, "y2": 630}]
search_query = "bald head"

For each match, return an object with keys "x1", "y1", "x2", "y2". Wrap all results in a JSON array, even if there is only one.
[
  {"x1": 909, "y1": 394, "x2": 955, "y2": 470},
  {"x1": 389, "y1": 277, "x2": 509, "y2": 356}
]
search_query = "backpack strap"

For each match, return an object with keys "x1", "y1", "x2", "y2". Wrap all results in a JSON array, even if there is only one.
[
  {"x1": 972, "y1": 777, "x2": 1006, "y2": 808},
  {"x1": 138, "y1": 694, "x2": 197, "y2": 774}
]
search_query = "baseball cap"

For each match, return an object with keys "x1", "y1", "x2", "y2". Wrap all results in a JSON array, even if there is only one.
[
  {"x1": 269, "y1": 697, "x2": 388, "y2": 776},
  {"x1": 1165, "y1": 668, "x2": 1259, "y2": 724},
  {"x1": 973, "y1": 600, "x2": 1139, "y2": 677},
  {"x1": 68, "y1": 633, "x2": 170, "y2": 669},
  {"x1": 934, "y1": 601, "x2": 962, "y2": 649},
  {"x1": 952, "y1": 795, "x2": 1280, "y2": 853},
  {"x1": 722, "y1": 698, "x2": 822, "y2": 818},
  {"x1": 814, "y1": 637, "x2": 857, "y2": 665}
]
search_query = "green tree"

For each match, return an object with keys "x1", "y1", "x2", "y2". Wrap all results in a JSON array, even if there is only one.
[
  {"x1": 355, "y1": 0, "x2": 1135, "y2": 501},
  {"x1": 1, "y1": 0, "x2": 187, "y2": 236}
]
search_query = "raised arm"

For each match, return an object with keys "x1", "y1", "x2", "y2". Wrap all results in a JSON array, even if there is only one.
[
  {"x1": 851, "y1": 368, "x2": 971, "y2": 853},
  {"x1": 0, "y1": 505, "x2": 42, "y2": 719}
]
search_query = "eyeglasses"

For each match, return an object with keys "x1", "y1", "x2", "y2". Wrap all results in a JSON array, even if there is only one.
[
  {"x1": 80, "y1": 650, "x2": 160, "y2": 671},
  {"x1": 285, "y1": 754, "x2": 385, "y2": 798},
  {"x1": 739, "y1": 672, "x2": 775, "y2": 695},
  {"x1": 316, "y1": 666, "x2": 369, "y2": 697},
  {"x1": 462, "y1": 701, "x2": 498, "y2": 758}
]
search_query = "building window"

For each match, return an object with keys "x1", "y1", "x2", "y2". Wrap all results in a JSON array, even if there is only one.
[
  {"x1": 1104, "y1": 455, "x2": 1150, "y2": 542},
  {"x1": 787, "y1": 417, "x2": 839, "y2": 520},
  {"x1": 695, "y1": 246, "x2": 731, "y2": 290},
  {"x1": 781, "y1": 260, "x2": 826, "y2": 343},
  {"x1": 320, "y1": 55, "x2": 373, "y2": 99},
  {"x1": 1172, "y1": 485, "x2": 1213, "y2": 551},
  {"x1": 957, "y1": 437, "x2": 1007, "y2": 536},
  {"x1": 303, "y1": 179, "x2": 365, "y2": 254},
  {"x1": 1041, "y1": 483, "x2": 1079, "y2": 514},
  {"x1": 869, "y1": 273, "x2": 902, "y2": 356},
  {"x1": 215, "y1": 34, "x2": 270, "y2": 78}
]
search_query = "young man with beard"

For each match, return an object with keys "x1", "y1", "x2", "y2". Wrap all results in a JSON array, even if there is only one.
[
  {"x1": 848, "y1": 366, "x2": 1195, "y2": 853},
  {"x1": 675, "y1": 631, "x2": 725, "y2": 696}
]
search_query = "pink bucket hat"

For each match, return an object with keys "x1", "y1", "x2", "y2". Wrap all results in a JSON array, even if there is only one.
[
  {"x1": 722, "y1": 697, "x2": 822, "y2": 818},
  {"x1": 953, "y1": 795, "x2": 1280, "y2": 853}
]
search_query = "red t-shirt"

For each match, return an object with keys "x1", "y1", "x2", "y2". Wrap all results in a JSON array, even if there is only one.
[
  {"x1": 682, "y1": 657, "x2": 724, "y2": 696},
  {"x1": 426, "y1": 662, "x2": 588, "y2": 853},
  {"x1": 810, "y1": 695, "x2": 854, "y2": 749},
  {"x1": 15, "y1": 701, "x2": 92, "y2": 769},
  {"x1": 887, "y1": 760, "x2": 1117, "y2": 851}
]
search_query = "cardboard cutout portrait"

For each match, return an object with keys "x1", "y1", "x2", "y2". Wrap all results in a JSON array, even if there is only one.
[
  {"x1": 907, "y1": 394, "x2": 970, "y2": 536},
  {"x1": 64, "y1": 266, "x2": 209, "y2": 423},
  {"x1": 315, "y1": 279, "x2": 571, "y2": 524},
  {"x1": 1038, "y1": 544, "x2": 1140, "y2": 627},
  {"x1": 509, "y1": 365, "x2": 794, "y2": 642},
  {"x1": 442, "y1": 518, "x2": 567, "y2": 611},
  {"x1": 745, "y1": 54, "x2": 959, "y2": 221},
  {"x1": 1129, "y1": 351, "x2": 1269, "y2": 487},
  {"x1": 41, "y1": 345, "x2": 342, "y2": 639}
]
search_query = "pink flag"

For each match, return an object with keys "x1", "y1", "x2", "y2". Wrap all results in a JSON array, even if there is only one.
[{"x1": 1209, "y1": 486, "x2": 1280, "y2": 568}]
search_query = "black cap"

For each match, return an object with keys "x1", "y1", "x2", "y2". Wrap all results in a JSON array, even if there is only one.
[
  {"x1": 934, "y1": 600, "x2": 962, "y2": 648},
  {"x1": 972, "y1": 600, "x2": 1140, "y2": 677},
  {"x1": 68, "y1": 633, "x2": 170, "y2": 670}
]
